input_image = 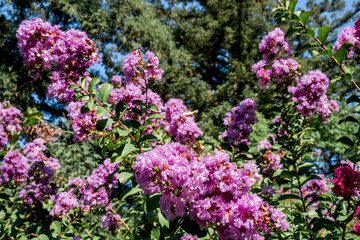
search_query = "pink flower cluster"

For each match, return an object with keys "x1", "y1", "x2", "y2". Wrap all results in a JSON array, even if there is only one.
[
  {"x1": 332, "y1": 165, "x2": 360, "y2": 197},
  {"x1": 354, "y1": 206, "x2": 360, "y2": 234},
  {"x1": 301, "y1": 174, "x2": 329, "y2": 208},
  {"x1": 0, "y1": 138, "x2": 60, "y2": 204},
  {"x1": 288, "y1": 70, "x2": 339, "y2": 123},
  {"x1": 0, "y1": 102, "x2": 23, "y2": 151},
  {"x1": 163, "y1": 98, "x2": 203, "y2": 144},
  {"x1": 17, "y1": 18, "x2": 100, "y2": 103},
  {"x1": 51, "y1": 159, "x2": 119, "y2": 218},
  {"x1": 334, "y1": 26, "x2": 360, "y2": 59},
  {"x1": 252, "y1": 28, "x2": 299, "y2": 90},
  {"x1": 134, "y1": 143, "x2": 289, "y2": 239},
  {"x1": 66, "y1": 100, "x2": 99, "y2": 142},
  {"x1": 122, "y1": 49, "x2": 164, "y2": 85},
  {"x1": 222, "y1": 98, "x2": 257, "y2": 146}
]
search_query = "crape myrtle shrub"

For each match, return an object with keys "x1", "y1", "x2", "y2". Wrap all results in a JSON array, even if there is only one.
[{"x1": 3, "y1": 1, "x2": 360, "y2": 240}]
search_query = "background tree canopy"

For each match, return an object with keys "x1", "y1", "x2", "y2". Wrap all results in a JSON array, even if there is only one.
[{"x1": 1, "y1": 0, "x2": 360, "y2": 174}]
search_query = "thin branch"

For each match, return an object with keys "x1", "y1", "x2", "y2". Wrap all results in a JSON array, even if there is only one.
[{"x1": 73, "y1": 81, "x2": 144, "y2": 153}]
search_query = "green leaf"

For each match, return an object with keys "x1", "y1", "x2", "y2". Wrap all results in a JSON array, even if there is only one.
[
  {"x1": 115, "y1": 100, "x2": 128, "y2": 119},
  {"x1": 335, "y1": 41, "x2": 353, "y2": 65},
  {"x1": 118, "y1": 172, "x2": 133, "y2": 183},
  {"x1": 80, "y1": 77, "x2": 87, "y2": 89},
  {"x1": 149, "y1": 104, "x2": 159, "y2": 112},
  {"x1": 300, "y1": 11, "x2": 312, "y2": 26},
  {"x1": 116, "y1": 128, "x2": 129, "y2": 137},
  {"x1": 311, "y1": 218, "x2": 335, "y2": 233},
  {"x1": 288, "y1": 0, "x2": 297, "y2": 13},
  {"x1": 87, "y1": 101, "x2": 96, "y2": 110},
  {"x1": 146, "y1": 194, "x2": 161, "y2": 212},
  {"x1": 344, "y1": 65, "x2": 354, "y2": 74},
  {"x1": 133, "y1": 100, "x2": 145, "y2": 107},
  {"x1": 347, "y1": 95, "x2": 360, "y2": 104},
  {"x1": 326, "y1": 43, "x2": 334, "y2": 51},
  {"x1": 297, "y1": 43, "x2": 318, "y2": 52},
  {"x1": 317, "y1": 26, "x2": 331, "y2": 44},
  {"x1": 181, "y1": 215, "x2": 207, "y2": 237},
  {"x1": 118, "y1": 143, "x2": 136, "y2": 158},
  {"x1": 158, "y1": 210, "x2": 169, "y2": 228},
  {"x1": 146, "y1": 114, "x2": 165, "y2": 122},
  {"x1": 141, "y1": 134, "x2": 158, "y2": 142},
  {"x1": 339, "y1": 116, "x2": 359, "y2": 125},
  {"x1": 50, "y1": 221, "x2": 61, "y2": 235},
  {"x1": 68, "y1": 84, "x2": 79, "y2": 89},
  {"x1": 88, "y1": 77, "x2": 100, "y2": 93},
  {"x1": 286, "y1": 27, "x2": 302, "y2": 38},
  {"x1": 96, "y1": 106, "x2": 109, "y2": 118},
  {"x1": 128, "y1": 107, "x2": 143, "y2": 116},
  {"x1": 336, "y1": 136, "x2": 354, "y2": 147},
  {"x1": 37, "y1": 235, "x2": 49, "y2": 240},
  {"x1": 151, "y1": 227, "x2": 160, "y2": 240},
  {"x1": 301, "y1": 27, "x2": 315, "y2": 37},
  {"x1": 120, "y1": 186, "x2": 142, "y2": 201},
  {"x1": 278, "y1": 194, "x2": 302, "y2": 201},
  {"x1": 96, "y1": 118, "x2": 110, "y2": 131},
  {"x1": 340, "y1": 73, "x2": 352, "y2": 81},
  {"x1": 314, "y1": 49, "x2": 333, "y2": 57},
  {"x1": 80, "y1": 105, "x2": 90, "y2": 114},
  {"x1": 99, "y1": 83, "x2": 113, "y2": 103},
  {"x1": 298, "y1": 162, "x2": 314, "y2": 175}
]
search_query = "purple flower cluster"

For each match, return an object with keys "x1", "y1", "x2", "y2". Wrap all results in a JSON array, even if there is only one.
[
  {"x1": 181, "y1": 234, "x2": 198, "y2": 240},
  {"x1": 222, "y1": 99, "x2": 257, "y2": 146},
  {"x1": 16, "y1": 18, "x2": 62, "y2": 80},
  {"x1": 19, "y1": 138, "x2": 59, "y2": 204},
  {"x1": 288, "y1": 70, "x2": 339, "y2": 123},
  {"x1": 112, "y1": 75, "x2": 122, "y2": 85},
  {"x1": 301, "y1": 174, "x2": 329, "y2": 208},
  {"x1": 0, "y1": 150, "x2": 29, "y2": 186},
  {"x1": 134, "y1": 143, "x2": 289, "y2": 239},
  {"x1": 17, "y1": 18, "x2": 100, "y2": 103},
  {"x1": 0, "y1": 138, "x2": 60, "y2": 204},
  {"x1": 259, "y1": 28, "x2": 293, "y2": 60},
  {"x1": 261, "y1": 185, "x2": 276, "y2": 197},
  {"x1": 108, "y1": 82, "x2": 164, "y2": 134},
  {"x1": 66, "y1": 100, "x2": 99, "y2": 142},
  {"x1": 0, "y1": 102, "x2": 23, "y2": 151},
  {"x1": 101, "y1": 212, "x2": 121, "y2": 233},
  {"x1": 122, "y1": 49, "x2": 164, "y2": 86},
  {"x1": 252, "y1": 28, "x2": 299, "y2": 90},
  {"x1": 261, "y1": 151, "x2": 282, "y2": 173},
  {"x1": 51, "y1": 159, "x2": 119, "y2": 218},
  {"x1": 163, "y1": 98, "x2": 203, "y2": 144},
  {"x1": 354, "y1": 206, "x2": 360, "y2": 234},
  {"x1": 334, "y1": 26, "x2": 360, "y2": 59},
  {"x1": 257, "y1": 134, "x2": 276, "y2": 151}
]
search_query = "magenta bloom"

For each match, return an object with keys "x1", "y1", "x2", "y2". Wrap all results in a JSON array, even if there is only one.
[
  {"x1": 334, "y1": 26, "x2": 359, "y2": 59},
  {"x1": 288, "y1": 70, "x2": 338, "y2": 123},
  {"x1": 164, "y1": 98, "x2": 203, "y2": 144},
  {"x1": 259, "y1": 28, "x2": 292, "y2": 60},
  {"x1": 0, "y1": 150, "x2": 29, "y2": 186},
  {"x1": 0, "y1": 102, "x2": 23, "y2": 151},
  {"x1": 17, "y1": 18, "x2": 100, "y2": 103},
  {"x1": 222, "y1": 98, "x2": 257, "y2": 146},
  {"x1": 332, "y1": 166, "x2": 360, "y2": 197}
]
